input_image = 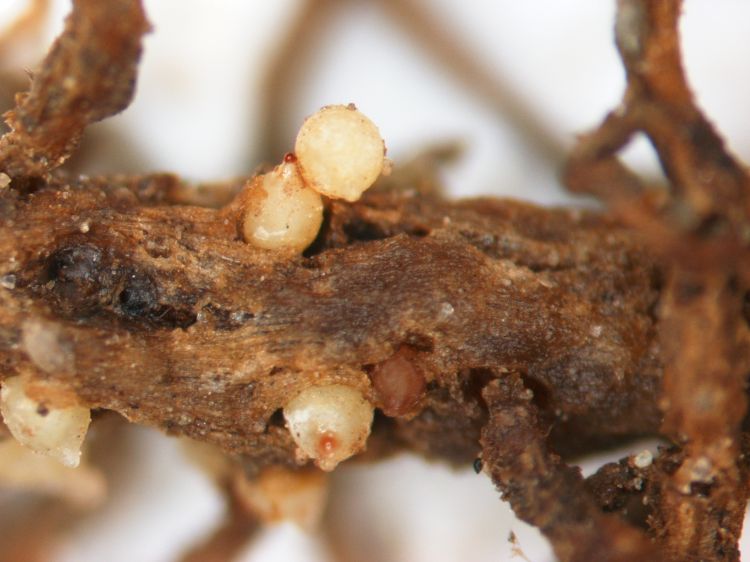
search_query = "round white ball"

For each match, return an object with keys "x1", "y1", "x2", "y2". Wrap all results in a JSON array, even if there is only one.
[
  {"x1": 283, "y1": 383, "x2": 373, "y2": 471},
  {"x1": 295, "y1": 105, "x2": 385, "y2": 202},
  {"x1": 242, "y1": 162, "x2": 324, "y2": 252}
]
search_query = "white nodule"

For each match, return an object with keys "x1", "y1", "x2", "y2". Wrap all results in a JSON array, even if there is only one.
[
  {"x1": 0, "y1": 376, "x2": 91, "y2": 468},
  {"x1": 242, "y1": 162, "x2": 324, "y2": 252},
  {"x1": 283, "y1": 383, "x2": 374, "y2": 472},
  {"x1": 295, "y1": 105, "x2": 385, "y2": 202}
]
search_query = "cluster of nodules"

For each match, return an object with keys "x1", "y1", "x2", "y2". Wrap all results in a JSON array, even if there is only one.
[
  {"x1": 241, "y1": 104, "x2": 386, "y2": 252},
  {"x1": 282, "y1": 349, "x2": 426, "y2": 472},
  {"x1": 0, "y1": 357, "x2": 426, "y2": 475},
  {"x1": 0, "y1": 108, "x2": 415, "y2": 483},
  {"x1": 242, "y1": 105, "x2": 401, "y2": 471}
]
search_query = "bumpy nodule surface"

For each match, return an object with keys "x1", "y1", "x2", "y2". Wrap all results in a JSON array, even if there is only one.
[
  {"x1": 295, "y1": 104, "x2": 385, "y2": 202},
  {"x1": 242, "y1": 162, "x2": 324, "y2": 252},
  {"x1": 283, "y1": 384, "x2": 374, "y2": 471},
  {"x1": 0, "y1": 376, "x2": 91, "y2": 467}
]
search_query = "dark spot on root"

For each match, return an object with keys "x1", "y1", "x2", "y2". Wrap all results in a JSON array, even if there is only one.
[
  {"x1": 690, "y1": 481, "x2": 714, "y2": 497},
  {"x1": 343, "y1": 219, "x2": 430, "y2": 244},
  {"x1": 41, "y1": 243, "x2": 196, "y2": 330},
  {"x1": 461, "y1": 368, "x2": 496, "y2": 406},
  {"x1": 117, "y1": 270, "x2": 157, "y2": 317},
  {"x1": 303, "y1": 207, "x2": 431, "y2": 258},
  {"x1": 343, "y1": 219, "x2": 390, "y2": 242},
  {"x1": 47, "y1": 244, "x2": 106, "y2": 315},
  {"x1": 12, "y1": 176, "x2": 46, "y2": 198},
  {"x1": 116, "y1": 271, "x2": 196, "y2": 329},
  {"x1": 267, "y1": 408, "x2": 285, "y2": 429}
]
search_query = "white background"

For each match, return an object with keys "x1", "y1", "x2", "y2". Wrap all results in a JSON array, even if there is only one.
[{"x1": 3, "y1": 1, "x2": 750, "y2": 560}]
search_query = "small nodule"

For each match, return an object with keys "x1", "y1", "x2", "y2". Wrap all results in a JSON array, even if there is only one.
[
  {"x1": 295, "y1": 104, "x2": 385, "y2": 202},
  {"x1": 0, "y1": 376, "x2": 90, "y2": 467},
  {"x1": 370, "y1": 348, "x2": 426, "y2": 417},
  {"x1": 240, "y1": 104, "x2": 386, "y2": 254},
  {"x1": 283, "y1": 384, "x2": 373, "y2": 471},
  {"x1": 242, "y1": 162, "x2": 323, "y2": 253}
]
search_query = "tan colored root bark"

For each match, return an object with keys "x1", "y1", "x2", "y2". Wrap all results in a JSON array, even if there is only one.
[{"x1": 0, "y1": 175, "x2": 662, "y2": 471}]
